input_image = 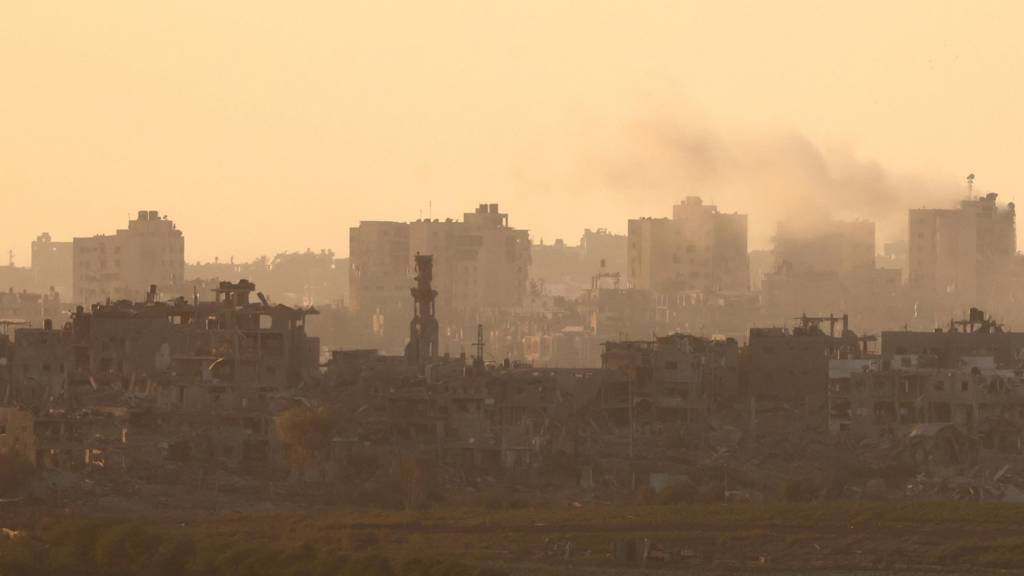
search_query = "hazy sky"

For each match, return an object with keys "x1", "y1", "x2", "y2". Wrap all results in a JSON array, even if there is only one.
[{"x1": 2, "y1": 1, "x2": 1023, "y2": 263}]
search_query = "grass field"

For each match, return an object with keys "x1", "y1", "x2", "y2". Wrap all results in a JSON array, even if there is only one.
[{"x1": 4, "y1": 501, "x2": 1024, "y2": 574}]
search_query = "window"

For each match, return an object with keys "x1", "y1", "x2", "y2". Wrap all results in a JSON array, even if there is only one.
[{"x1": 664, "y1": 361, "x2": 678, "y2": 370}]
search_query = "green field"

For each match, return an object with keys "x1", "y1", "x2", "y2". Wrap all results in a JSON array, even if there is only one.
[{"x1": 4, "y1": 502, "x2": 1024, "y2": 575}]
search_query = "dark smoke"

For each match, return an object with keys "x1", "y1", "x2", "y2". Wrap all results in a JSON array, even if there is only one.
[{"x1": 591, "y1": 114, "x2": 964, "y2": 248}]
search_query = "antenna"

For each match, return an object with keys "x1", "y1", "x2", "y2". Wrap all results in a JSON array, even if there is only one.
[{"x1": 967, "y1": 173, "x2": 975, "y2": 198}]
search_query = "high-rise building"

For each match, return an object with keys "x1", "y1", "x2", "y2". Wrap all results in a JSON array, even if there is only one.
[
  {"x1": 409, "y1": 203, "x2": 530, "y2": 317},
  {"x1": 72, "y1": 211, "x2": 185, "y2": 305},
  {"x1": 348, "y1": 204, "x2": 531, "y2": 351},
  {"x1": 908, "y1": 193, "x2": 1016, "y2": 313},
  {"x1": 348, "y1": 221, "x2": 411, "y2": 348},
  {"x1": 627, "y1": 197, "x2": 748, "y2": 294},
  {"x1": 348, "y1": 221, "x2": 411, "y2": 314},
  {"x1": 31, "y1": 232, "x2": 73, "y2": 297}
]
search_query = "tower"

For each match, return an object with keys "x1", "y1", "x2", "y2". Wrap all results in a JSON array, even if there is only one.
[{"x1": 405, "y1": 253, "x2": 439, "y2": 366}]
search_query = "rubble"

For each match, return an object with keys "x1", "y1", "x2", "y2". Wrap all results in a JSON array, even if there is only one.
[{"x1": 5, "y1": 198, "x2": 1024, "y2": 515}]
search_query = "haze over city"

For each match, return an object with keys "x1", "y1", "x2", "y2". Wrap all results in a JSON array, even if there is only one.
[
  {"x1": 4, "y1": 1, "x2": 1024, "y2": 261},
  {"x1": 7, "y1": 3, "x2": 1024, "y2": 575}
]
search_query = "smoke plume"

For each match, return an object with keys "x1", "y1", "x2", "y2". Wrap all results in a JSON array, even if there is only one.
[{"x1": 578, "y1": 114, "x2": 965, "y2": 250}]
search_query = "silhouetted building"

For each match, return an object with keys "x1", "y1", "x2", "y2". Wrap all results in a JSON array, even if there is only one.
[
  {"x1": 72, "y1": 210, "x2": 185, "y2": 305},
  {"x1": 9, "y1": 279, "x2": 320, "y2": 407},
  {"x1": 748, "y1": 314, "x2": 864, "y2": 414},
  {"x1": 348, "y1": 221, "x2": 411, "y2": 345},
  {"x1": 580, "y1": 228, "x2": 627, "y2": 276},
  {"x1": 602, "y1": 333, "x2": 740, "y2": 427},
  {"x1": 531, "y1": 229, "x2": 627, "y2": 299},
  {"x1": 909, "y1": 193, "x2": 1016, "y2": 316},
  {"x1": 409, "y1": 203, "x2": 531, "y2": 316},
  {"x1": 628, "y1": 197, "x2": 748, "y2": 294},
  {"x1": 31, "y1": 232, "x2": 72, "y2": 297},
  {"x1": 881, "y1": 308, "x2": 1024, "y2": 370},
  {"x1": 349, "y1": 204, "x2": 530, "y2": 354}
]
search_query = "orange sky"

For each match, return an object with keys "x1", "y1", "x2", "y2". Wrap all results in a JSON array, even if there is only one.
[{"x1": 2, "y1": 1, "x2": 1023, "y2": 262}]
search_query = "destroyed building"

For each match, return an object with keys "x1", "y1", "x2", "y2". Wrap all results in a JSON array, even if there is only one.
[
  {"x1": 748, "y1": 314, "x2": 867, "y2": 423},
  {"x1": 0, "y1": 287, "x2": 63, "y2": 330},
  {"x1": 828, "y1": 360, "x2": 1024, "y2": 446},
  {"x1": 73, "y1": 210, "x2": 185, "y2": 305},
  {"x1": 881, "y1": 307, "x2": 1024, "y2": 369},
  {"x1": 0, "y1": 280, "x2": 324, "y2": 482},
  {"x1": 186, "y1": 249, "x2": 348, "y2": 308},
  {"x1": 830, "y1": 309, "x2": 1024, "y2": 460},
  {"x1": 7, "y1": 281, "x2": 320, "y2": 410},
  {"x1": 577, "y1": 283, "x2": 656, "y2": 364},
  {"x1": 602, "y1": 334, "x2": 740, "y2": 428},
  {"x1": 531, "y1": 229, "x2": 628, "y2": 299}
]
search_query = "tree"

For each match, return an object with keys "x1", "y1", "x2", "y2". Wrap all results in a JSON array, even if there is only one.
[
  {"x1": 0, "y1": 452, "x2": 33, "y2": 496},
  {"x1": 275, "y1": 406, "x2": 333, "y2": 467}
]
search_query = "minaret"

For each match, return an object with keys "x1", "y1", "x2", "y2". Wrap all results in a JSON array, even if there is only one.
[{"x1": 405, "y1": 253, "x2": 439, "y2": 366}]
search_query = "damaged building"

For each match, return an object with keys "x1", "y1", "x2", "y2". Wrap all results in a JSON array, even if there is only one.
[{"x1": 602, "y1": 334, "x2": 740, "y2": 430}]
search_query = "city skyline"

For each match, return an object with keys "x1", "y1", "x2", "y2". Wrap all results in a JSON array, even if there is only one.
[
  {"x1": 3, "y1": 1, "x2": 1024, "y2": 262},
  {"x1": 7, "y1": 5, "x2": 1024, "y2": 567}
]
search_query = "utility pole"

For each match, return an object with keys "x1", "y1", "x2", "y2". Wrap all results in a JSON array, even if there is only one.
[
  {"x1": 628, "y1": 378, "x2": 634, "y2": 460},
  {"x1": 628, "y1": 376, "x2": 635, "y2": 490}
]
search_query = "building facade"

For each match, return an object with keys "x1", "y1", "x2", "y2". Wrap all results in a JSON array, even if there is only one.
[
  {"x1": 72, "y1": 211, "x2": 185, "y2": 305},
  {"x1": 908, "y1": 193, "x2": 1016, "y2": 316},
  {"x1": 348, "y1": 204, "x2": 531, "y2": 353},
  {"x1": 31, "y1": 232, "x2": 73, "y2": 297},
  {"x1": 627, "y1": 197, "x2": 748, "y2": 294},
  {"x1": 409, "y1": 203, "x2": 530, "y2": 316}
]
